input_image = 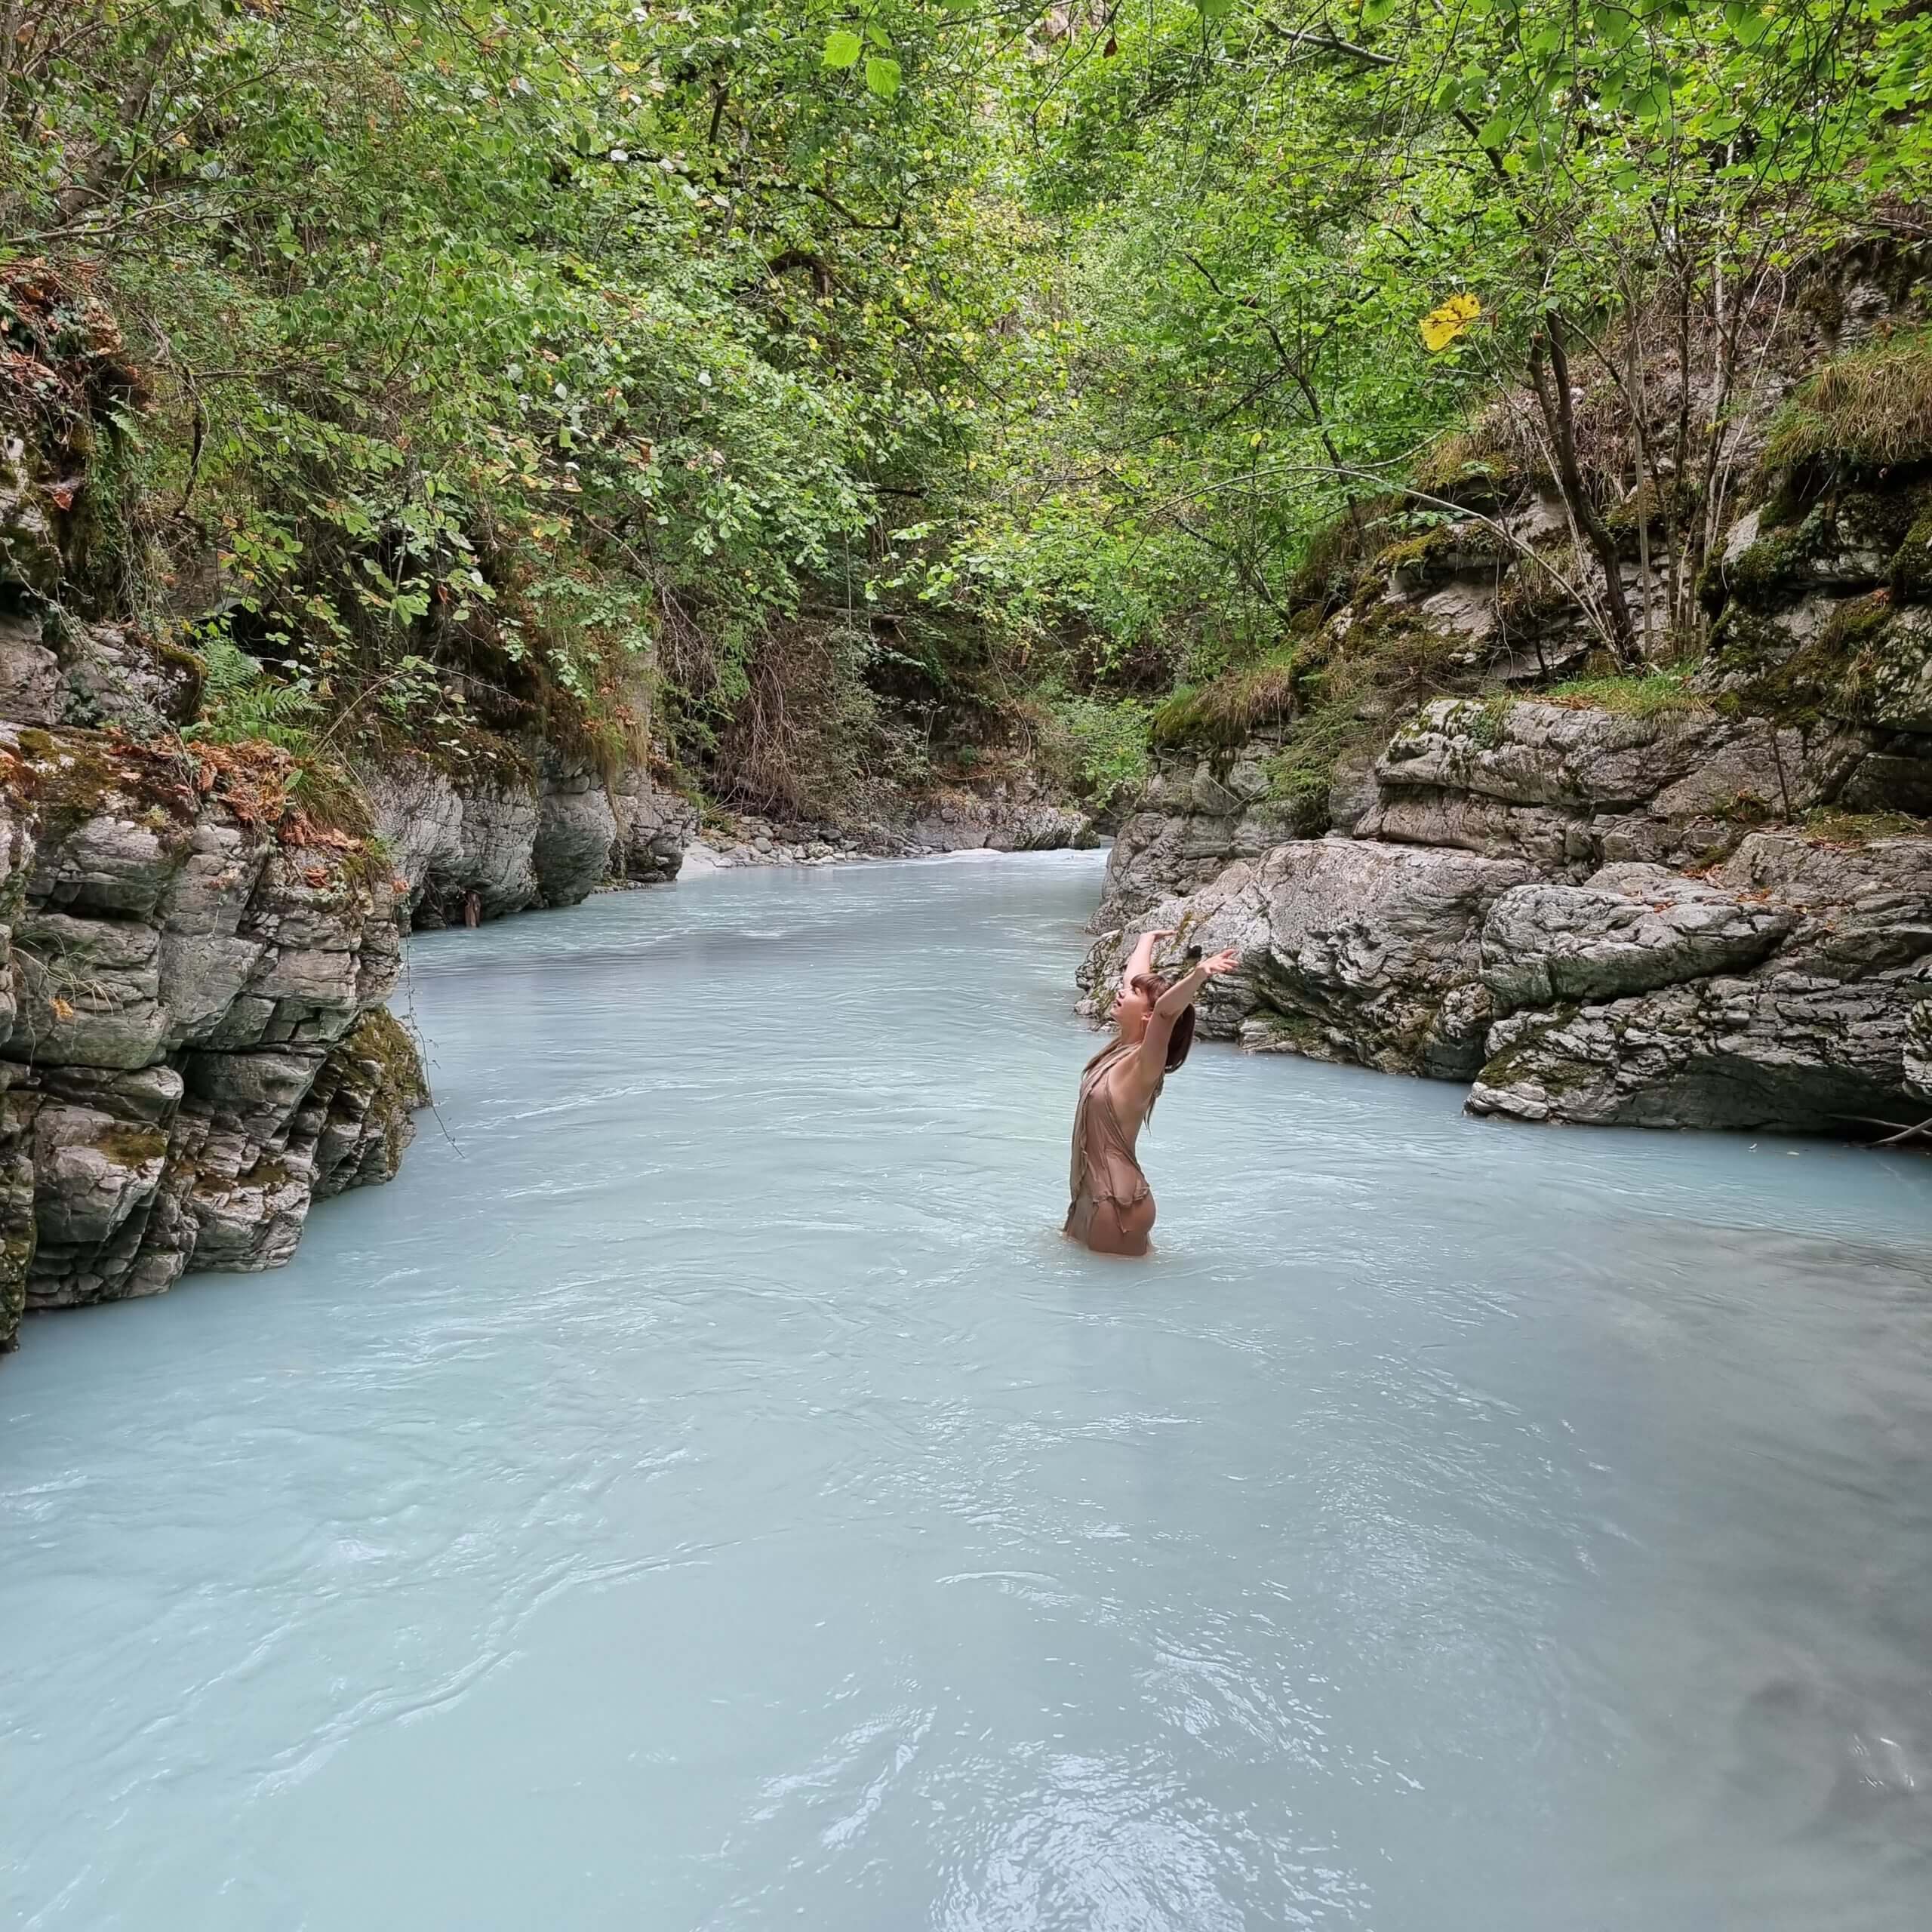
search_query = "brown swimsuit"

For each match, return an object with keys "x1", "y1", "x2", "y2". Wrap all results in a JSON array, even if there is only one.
[{"x1": 1064, "y1": 1038, "x2": 1159, "y2": 1256}]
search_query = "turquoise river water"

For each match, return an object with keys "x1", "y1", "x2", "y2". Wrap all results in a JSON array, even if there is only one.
[{"x1": 2, "y1": 848, "x2": 1929, "y2": 1930}]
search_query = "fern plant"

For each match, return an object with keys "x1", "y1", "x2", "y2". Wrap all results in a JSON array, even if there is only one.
[
  {"x1": 186, "y1": 636, "x2": 322, "y2": 752},
  {"x1": 183, "y1": 635, "x2": 374, "y2": 833}
]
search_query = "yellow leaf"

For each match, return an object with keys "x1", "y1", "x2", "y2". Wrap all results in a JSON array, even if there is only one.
[{"x1": 1420, "y1": 293, "x2": 1481, "y2": 352}]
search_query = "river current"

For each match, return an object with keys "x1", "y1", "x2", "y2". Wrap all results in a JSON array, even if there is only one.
[{"x1": 2, "y1": 849, "x2": 1929, "y2": 1930}]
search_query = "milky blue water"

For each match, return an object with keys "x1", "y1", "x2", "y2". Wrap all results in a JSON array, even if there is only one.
[{"x1": 2, "y1": 849, "x2": 1929, "y2": 1930}]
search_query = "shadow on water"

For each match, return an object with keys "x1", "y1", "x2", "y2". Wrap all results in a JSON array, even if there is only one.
[{"x1": 2, "y1": 849, "x2": 1929, "y2": 1931}]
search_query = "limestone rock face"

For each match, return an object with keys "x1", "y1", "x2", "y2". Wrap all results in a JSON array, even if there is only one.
[
  {"x1": 0, "y1": 611, "x2": 61, "y2": 725},
  {"x1": 365, "y1": 745, "x2": 696, "y2": 924},
  {"x1": 1081, "y1": 838, "x2": 1535, "y2": 1079},
  {"x1": 0, "y1": 727, "x2": 427, "y2": 1353},
  {"x1": 534, "y1": 759, "x2": 620, "y2": 908},
  {"x1": 904, "y1": 790, "x2": 1098, "y2": 856},
  {"x1": 1081, "y1": 728, "x2": 1932, "y2": 1140},
  {"x1": 1480, "y1": 865, "x2": 1798, "y2": 1011},
  {"x1": 1094, "y1": 733, "x2": 1304, "y2": 930},
  {"x1": 1080, "y1": 408, "x2": 1932, "y2": 1147},
  {"x1": 1465, "y1": 836, "x2": 1932, "y2": 1128},
  {"x1": 1362, "y1": 697, "x2": 1859, "y2": 875},
  {"x1": 609, "y1": 768, "x2": 698, "y2": 883}
]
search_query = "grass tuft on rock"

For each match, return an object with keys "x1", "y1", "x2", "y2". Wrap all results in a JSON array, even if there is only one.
[
  {"x1": 1763, "y1": 330, "x2": 1932, "y2": 473},
  {"x1": 1152, "y1": 653, "x2": 1301, "y2": 749},
  {"x1": 1545, "y1": 664, "x2": 1706, "y2": 718},
  {"x1": 1798, "y1": 805, "x2": 1930, "y2": 845}
]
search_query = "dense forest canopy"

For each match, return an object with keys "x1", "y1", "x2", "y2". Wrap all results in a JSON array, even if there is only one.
[{"x1": 5, "y1": 0, "x2": 1931, "y2": 820}]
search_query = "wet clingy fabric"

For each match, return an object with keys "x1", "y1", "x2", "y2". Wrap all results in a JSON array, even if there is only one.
[{"x1": 1065, "y1": 1038, "x2": 1158, "y2": 1254}]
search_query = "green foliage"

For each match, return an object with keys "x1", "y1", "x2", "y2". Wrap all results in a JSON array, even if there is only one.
[
  {"x1": 5, "y1": 0, "x2": 1929, "y2": 822},
  {"x1": 1152, "y1": 654, "x2": 1301, "y2": 749},
  {"x1": 188, "y1": 637, "x2": 321, "y2": 752},
  {"x1": 1046, "y1": 695, "x2": 1152, "y2": 811}
]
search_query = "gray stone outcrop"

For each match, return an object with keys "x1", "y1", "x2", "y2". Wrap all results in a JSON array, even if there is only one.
[
  {"x1": 1094, "y1": 734, "x2": 1303, "y2": 931},
  {"x1": 1080, "y1": 457, "x2": 1932, "y2": 1139},
  {"x1": 1361, "y1": 697, "x2": 1860, "y2": 875},
  {"x1": 361, "y1": 744, "x2": 697, "y2": 925},
  {"x1": 0, "y1": 728, "x2": 427, "y2": 1353},
  {"x1": 1080, "y1": 836, "x2": 1534, "y2": 1079}
]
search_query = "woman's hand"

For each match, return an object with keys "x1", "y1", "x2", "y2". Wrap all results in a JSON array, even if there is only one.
[
  {"x1": 1144, "y1": 926, "x2": 1177, "y2": 943},
  {"x1": 1200, "y1": 947, "x2": 1240, "y2": 976}
]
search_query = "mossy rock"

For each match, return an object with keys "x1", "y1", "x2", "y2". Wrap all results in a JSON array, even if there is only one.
[
  {"x1": 1890, "y1": 499, "x2": 1932, "y2": 604},
  {"x1": 8, "y1": 724, "x2": 196, "y2": 849},
  {"x1": 1719, "y1": 492, "x2": 1909, "y2": 611},
  {"x1": 348, "y1": 1004, "x2": 430, "y2": 1167},
  {"x1": 1150, "y1": 656, "x2": 1300, "y2": 751},
  {"x1": 97, "y1": 1123, "x2": 168, "y2": 1168},
  {"x1": 1496, "y1": 550, "x2": 1583, "y2": 637},
  {"x1": 1374, "y1": 519, "x2": 1511, "y2": 591},
  {"x1": 1705, "y1": 590, "x2": 1923, "y2": 734}
]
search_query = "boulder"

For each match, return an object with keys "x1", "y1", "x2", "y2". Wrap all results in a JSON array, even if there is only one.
[
  {"x1": 1481, "y1": 864, "x2": 1798, "y2": 1011},
  {"x1": 1468, "y1": 834, "x2": 1932, "y2": 1131},
  {"x1": 1081, "y1": 837, "x2": 1535, "y2": 1079}
]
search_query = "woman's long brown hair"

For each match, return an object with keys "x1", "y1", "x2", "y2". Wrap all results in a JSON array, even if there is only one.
[{"x1": 1130, "y1": 974, "x2": 1196, "y2": 1072}]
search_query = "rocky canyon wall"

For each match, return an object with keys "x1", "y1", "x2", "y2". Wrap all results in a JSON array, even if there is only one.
[
  {"x1": 1081, "y1": 318, "x2": 1932, "y2": 1141},
  {"x1": 0, "y1": 708, "x2": 427, "y2": 1354}
]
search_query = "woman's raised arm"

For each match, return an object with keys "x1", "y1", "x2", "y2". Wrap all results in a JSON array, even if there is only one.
[
  {"x1": 1134, "y1": 949, "x2": 1240, "y2": 1078},
  {"x1": 1154, "y1": 949, "x2": 1239, "y2": 1019},
  {"x1": 1121, "y1": 927, "x2": 1174, "y2": 986}
]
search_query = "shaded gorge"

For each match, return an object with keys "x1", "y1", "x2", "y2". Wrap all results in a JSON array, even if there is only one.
[{"x1": 2, "y1": 850, "x2": 1929, "y2": 1930}]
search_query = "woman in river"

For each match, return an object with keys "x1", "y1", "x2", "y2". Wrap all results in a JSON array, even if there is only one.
[{"x1": 1065, "y1": 928, "x2": 1240, "y2": 1257}]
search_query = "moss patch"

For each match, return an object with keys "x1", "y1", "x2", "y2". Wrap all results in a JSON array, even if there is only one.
[
  {"x1": 1261, "y1": 605, "x2": 1466, "y2": 830},
  {"x1": 1373, "y1": 519, "x2": 1511, "y2": 586},
  {"x1": 1892, "y1": 500, "x2": 1932, "y2": 603},
  {"x1": 350, "y1": 1005, "x2": 430, "y2": 1168},
  {"x1": 1707, "y1": 594, "x2": 1898, "y2": 732},
  {"x1": 1798, "y1": 804, "x2": 1931, "y2": 844},
  {"x1": 97, "y1": 1123, "x2": 168, "y2": 1168}
]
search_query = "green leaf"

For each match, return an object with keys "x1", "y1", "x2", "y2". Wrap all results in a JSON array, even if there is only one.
[
  {"x1": 1630, "y1": 78, "x2": 1674, "y2": 122},
  {"x1": 1590, "y1": 5, "x2": 1636, "y2": 47},
  {"x1": 823, "y1": 28, "x2": 863, "y2": 68},
  {"x1": 865, "y1": 55, "x2": 901, "y2": 97},
  {"x1": 1723, "y1": 1, "x2": 1770, "y2": 45},
  {"x1": 865, "y1": 21, "x2": 891, "y2": 48},
  {"x1": 1361, "y1": 0, "x2": 1398, "y2": 24}
]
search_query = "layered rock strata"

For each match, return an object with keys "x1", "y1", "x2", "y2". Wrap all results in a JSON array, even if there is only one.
[
  {"x1": 1081, "y1": 691, "x2": 1931, "y2": 1136},
  {"x1": 1082, "y1": 447, "x2": 1932, "y2": 1143},
  {"x1": 0, "y1": 725, "x2": 427, "y2": 1352},
  {"x1": 1081, "y1": 680, "x2": 1924, "y2": 1128},
  {"x1": 362, "y1": 744, "x2": 698, "y2": 928}
]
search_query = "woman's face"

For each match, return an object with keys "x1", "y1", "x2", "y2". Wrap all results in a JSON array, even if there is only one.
[{"x1": 1112, "y1": 980, "x2": 1154, "y2": 1038}]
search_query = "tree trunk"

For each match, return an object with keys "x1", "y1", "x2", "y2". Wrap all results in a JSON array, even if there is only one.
[{"x1": 1529, "y1": 316, "x2": 1642, "y2": 669}]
